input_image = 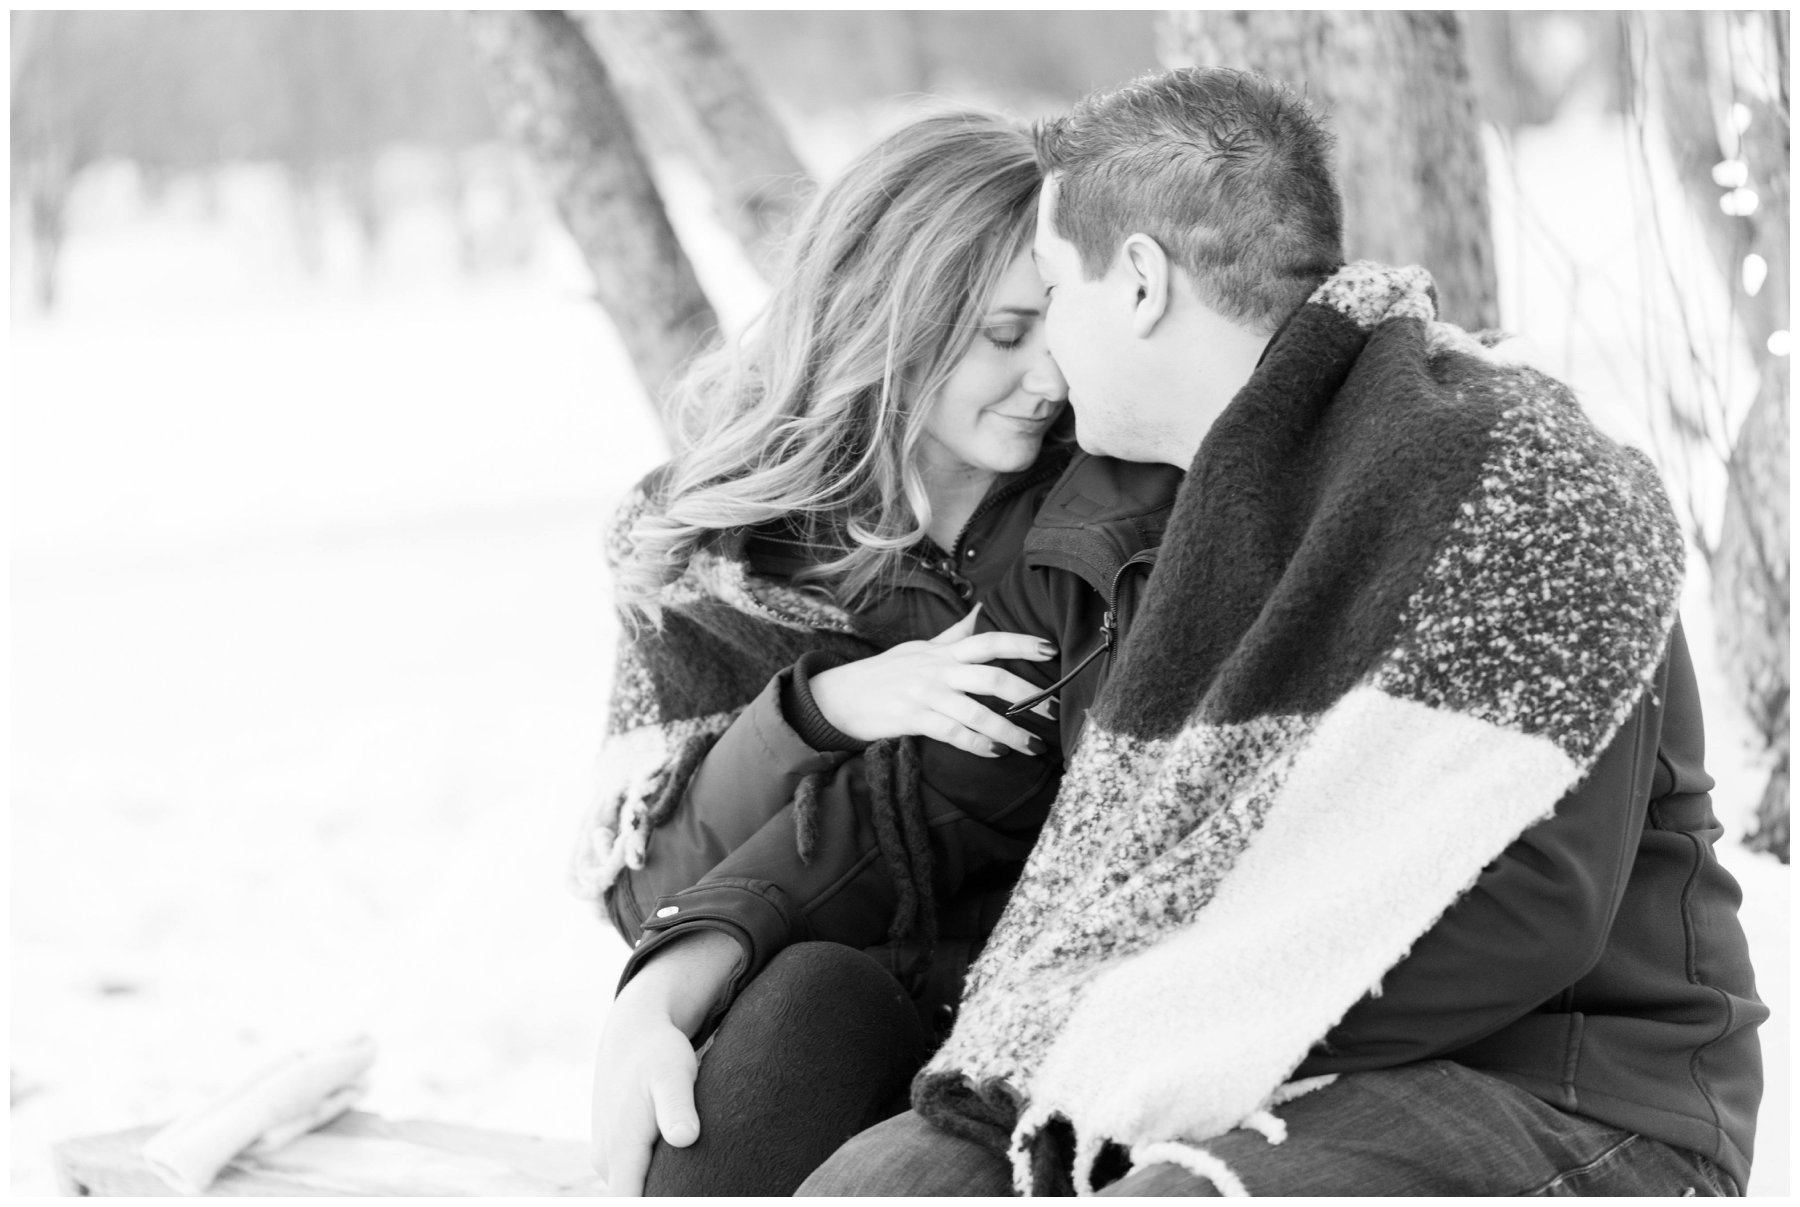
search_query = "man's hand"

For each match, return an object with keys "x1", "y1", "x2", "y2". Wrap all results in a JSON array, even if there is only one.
[{"x1": 591, "y1": 930, "x2": 741, "y2": 1196}]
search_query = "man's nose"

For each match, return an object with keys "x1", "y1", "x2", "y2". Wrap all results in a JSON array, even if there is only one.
[{"x1": 1023, "y1": 346, "x2": 1068, "y2": 401}]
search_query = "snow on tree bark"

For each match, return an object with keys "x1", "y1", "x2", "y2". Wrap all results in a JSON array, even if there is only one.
[
  {"x1": 1158, "y1": 10, "x2": 1499, "y2": 331},
  {"x1": 462, "y1": 11, "x2": 716, "y2": 426}
]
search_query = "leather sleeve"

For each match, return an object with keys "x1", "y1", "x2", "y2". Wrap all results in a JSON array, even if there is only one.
[
  {"x1": 604, "y1": 667, "x2": 853, "y2": 943},
  {"x1": 1300, "y1": 624, "x2": 1696, "y2": 1073}
]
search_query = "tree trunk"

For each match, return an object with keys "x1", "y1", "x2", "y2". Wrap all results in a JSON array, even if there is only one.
[
  {"x1": 1158, "y1": 10, "x2": 1499, "y2": 330},
  {"x1": 578, "y1": 10, "x2": 813, "y2": 278},
  {"x1": 1642, "y1": 11, "x2": 1789, "y2": 860},
  {"x1": 462, "y1": 10, "x2": 716, "y2": 423}
]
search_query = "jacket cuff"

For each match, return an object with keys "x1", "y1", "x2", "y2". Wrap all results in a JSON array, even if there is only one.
[
  {"x1": 615, "y1": 877, "x2": 809, "y2": 1042},
  {"x1": 781, "y1": 650, "x2": 867, "y2": 753}
]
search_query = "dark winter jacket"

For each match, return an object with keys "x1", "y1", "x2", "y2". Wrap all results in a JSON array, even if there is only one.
[
  {"x1": 605, "y1": 446, "x2": 1118, "y2": 1033},
  {"x1": 1303, "y1": 622, "x2": 1766, "y2": 1188},
  {"x1": 613, "y1": 447, "x2": 1762, "y2": 1188}
]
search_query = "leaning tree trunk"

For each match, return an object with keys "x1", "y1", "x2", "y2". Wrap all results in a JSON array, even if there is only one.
[
  {"x1": 1159, "y1": 10, "x2": 1499, "y2": 331},
  {"x1": 463, "y1": 10, "x2": 716, "y2": 426},
  {"x1": 1643, "y1": 10, "x2": 1789, "y2": 860},
  {"x1": 579, "y1": 9, "x2": 814, "y2": 278}
]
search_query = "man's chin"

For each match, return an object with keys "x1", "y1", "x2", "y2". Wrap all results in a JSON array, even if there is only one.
[{"x1": 1072, "y1": 431, "x2": 1113, "y2": 458}]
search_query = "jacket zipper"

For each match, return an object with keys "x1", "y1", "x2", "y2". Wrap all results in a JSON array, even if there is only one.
[
  {"x1": 1005, "y1": 547, "x2": 1158, "y2": 718},
  {"x1": 920, "y1": 454, "x2": 1070, "y2": 602}
]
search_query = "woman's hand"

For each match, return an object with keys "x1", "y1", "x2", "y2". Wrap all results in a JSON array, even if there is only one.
[
  {"x1": 809, "y1": 607, "x2": 1055, "y2": 758},
  {"x1": 591, "y1": 931, "x2": 739, "y2": 1196}
]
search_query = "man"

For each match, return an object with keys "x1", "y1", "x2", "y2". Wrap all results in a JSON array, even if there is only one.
[{"x1": 797, "y1": 67, "x2": 1764, "y2": 1196}]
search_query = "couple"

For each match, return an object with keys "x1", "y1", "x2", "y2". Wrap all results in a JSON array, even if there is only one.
[{"x1": 577, "y1": 68, "x2": 1763, "y2": 1197}]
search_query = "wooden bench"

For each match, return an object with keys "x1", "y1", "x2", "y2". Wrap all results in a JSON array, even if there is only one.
[{"x1": 52, "y1": 1110, "x2": 601, "y2": 1196}]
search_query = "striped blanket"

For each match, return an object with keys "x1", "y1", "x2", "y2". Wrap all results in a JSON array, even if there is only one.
[
  {"x1": 912, "y1": 262, "x2": 1686, "y2": 1194},
  {"x1": 569, "y1": 493, "x2": 877, "y2": 902}
]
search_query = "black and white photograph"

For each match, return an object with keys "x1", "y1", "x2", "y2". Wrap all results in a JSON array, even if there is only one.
[{"x1": 12, "y1": 9, "x2": 1789, "y2": 1197}]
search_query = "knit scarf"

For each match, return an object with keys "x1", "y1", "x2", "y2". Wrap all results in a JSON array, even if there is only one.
[
  {"x1": 569, "y1": 486, "x2": 934, "y2": 943},
  {"x1": 912, "y1": 263, "x2": 1687, "y2": 1195}
]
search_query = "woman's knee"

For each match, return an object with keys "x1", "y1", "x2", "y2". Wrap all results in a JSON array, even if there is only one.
[
  {"x1": 643, "y1": 943, "x2": 929, "y2": 1196},
  {"x1": 745, "y1": 941, "x2": 905, "y2": 999},
  {"x1": 727, "y1": 941, "x2": 922, "y2": 1048}
]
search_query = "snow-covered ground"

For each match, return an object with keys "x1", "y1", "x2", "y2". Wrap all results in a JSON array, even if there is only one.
[
  {"x1": 11, "y1": 117, "x2": 1789, "y2": 1197},
  {"x1": 11, "y1": 165, "x2": 664, "y2": 1192}
]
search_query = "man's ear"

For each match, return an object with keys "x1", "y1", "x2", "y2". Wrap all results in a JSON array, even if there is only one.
[{"x1": 1121, "y1": 234, "x2": 1171, "y2": 338}]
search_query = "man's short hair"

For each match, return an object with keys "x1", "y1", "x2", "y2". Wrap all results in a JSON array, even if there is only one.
[{"x1": 1036, "y1": 67, "x2": 1345, "y2": 335}]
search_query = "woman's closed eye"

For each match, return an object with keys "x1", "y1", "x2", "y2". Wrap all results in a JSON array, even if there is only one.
[{"x1": 983, "y1": 321, "x2": 1029, "y2": 350}]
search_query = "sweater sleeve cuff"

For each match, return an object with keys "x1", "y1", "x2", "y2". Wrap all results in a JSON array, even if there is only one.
[
  {"x1": 615, "y1": 877, "x2": 809, "y2": 1043},
  {"x1": 781, "y1": 650, "x2": 868, "y2": 753}
]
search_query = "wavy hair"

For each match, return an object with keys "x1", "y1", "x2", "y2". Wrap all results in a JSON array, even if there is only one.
[{"x1": 615, "y1": 111, "x2": 1042, "y2": 623}]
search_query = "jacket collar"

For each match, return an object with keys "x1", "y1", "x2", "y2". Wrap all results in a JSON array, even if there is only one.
[{"x1": 1024, "y1": 451, "x2": 1183, "y2": 594}]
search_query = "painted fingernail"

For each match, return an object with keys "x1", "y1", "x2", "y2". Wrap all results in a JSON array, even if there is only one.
[
  {"x1": 1025, "y1": 736, "x2": 1047, "y2": 756},
  {"x1": 1037, "y1": 640, "x2": 1057, "y2": 657},
  {"x1": 988, "y1": 741, "x2": 1006, "y2": 757}
]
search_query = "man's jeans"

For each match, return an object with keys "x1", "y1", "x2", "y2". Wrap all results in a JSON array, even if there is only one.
[{"x1": 797, "y1": 1060, "x2": 1739, "y2": 1196}]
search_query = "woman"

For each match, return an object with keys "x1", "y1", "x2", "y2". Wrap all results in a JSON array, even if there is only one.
[{"x1": 577, "y1": 111, "x2": 1080, "y2": 1196}]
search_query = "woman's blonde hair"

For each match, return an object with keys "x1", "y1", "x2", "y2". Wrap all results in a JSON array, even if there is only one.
[{"x1": 615, "y1": 111, "x2": 1042, "y2": 622}]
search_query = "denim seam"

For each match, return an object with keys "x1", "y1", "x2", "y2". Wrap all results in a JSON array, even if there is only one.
[
  {"x1": 1522, "y1": 1133, "x2": 1638, "y2": 1196},
  {"x1": 1689, "y1": 1152, "x2": 1738, "y2": 1196}
]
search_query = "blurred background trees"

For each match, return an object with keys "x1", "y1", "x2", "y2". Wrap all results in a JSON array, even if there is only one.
[
  {"x1": 11, "y1": 10, "x2": 502, "y2": 304},
  {"x1": 8, "y1": 9, "x2": 1789, "y2": 858},
  {"x1": 579, "y1": 10, "x2": 814, "y2": 279},
  {"x1": 462, "y1": 11, "x2": 716, "y2": 426},
  {"x1": 1632, "y1": 10, "x2": 1789, "y2": 859}
]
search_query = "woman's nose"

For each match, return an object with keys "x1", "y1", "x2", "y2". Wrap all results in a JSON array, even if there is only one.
[{"x1": 1022, "y1": 345, "x2": 1068, "y2": 401}]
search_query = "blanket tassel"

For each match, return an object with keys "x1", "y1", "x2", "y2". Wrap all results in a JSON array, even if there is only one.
[{"x1": 1130, "y1": 1142, "x2": 1251, "y2": 1197}]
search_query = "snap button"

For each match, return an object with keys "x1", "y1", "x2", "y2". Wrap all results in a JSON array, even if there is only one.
[
  {"x1": 963, "y1": 546, "x2": 978, "y2": 560},
  {"x1": 655, "y1": 905, "x2": 679, "y2": 918}
]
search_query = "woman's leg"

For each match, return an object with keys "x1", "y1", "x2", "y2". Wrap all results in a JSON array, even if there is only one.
[{"x1": 642, "y1": 941, "x2": 926, "y2": 1197}]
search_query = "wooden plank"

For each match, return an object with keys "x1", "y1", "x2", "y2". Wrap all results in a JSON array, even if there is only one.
[{"x1": 52, "y1": 1110, "x2": 600, "y2": 1196}]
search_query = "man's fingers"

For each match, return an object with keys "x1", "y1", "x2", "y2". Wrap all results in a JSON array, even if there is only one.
[
  {"x1": 929, "y1": 604, "x2": 984, "y2": 644},
  {"x1": 950, "y1": 631, "x2": 1056, "y2": 664}
]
